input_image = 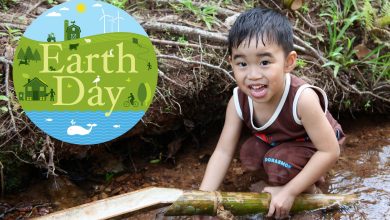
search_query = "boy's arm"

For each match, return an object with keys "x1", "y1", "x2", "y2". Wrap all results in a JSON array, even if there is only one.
[
  {"x1": 199, "y1": 97, "x2": 243, "y2": 191},
  {"x1": 265, "y1": 88, "x2": 340, "y2": 218},
  {"x1": 284, "y1": 88, "x2": 340, "y2": 194}
]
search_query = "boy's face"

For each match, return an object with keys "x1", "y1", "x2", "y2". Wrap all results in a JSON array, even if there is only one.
[{"x1": 229, "y1": 37, "x2": 296, "y2": 105}]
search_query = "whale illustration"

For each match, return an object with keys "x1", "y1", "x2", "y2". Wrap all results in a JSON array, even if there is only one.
[{"x1": 67, "y1": 120, "x2": 97, "y2": 136}]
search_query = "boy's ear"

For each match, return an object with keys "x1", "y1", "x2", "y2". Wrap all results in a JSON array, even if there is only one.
[{"x1": 284, "y1": 51, "x2": 297, "y2": 73}]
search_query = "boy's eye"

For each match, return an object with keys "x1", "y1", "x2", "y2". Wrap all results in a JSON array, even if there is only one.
[
  {"x1": 260, "y1": 60, "x2": 270, "y2": 66},
  {"x1": 237, "y1": 62, "x2": 247, "y2": 67}
]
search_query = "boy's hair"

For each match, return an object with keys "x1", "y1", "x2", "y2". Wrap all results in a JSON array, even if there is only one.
[{"x1": 228, "y1": 8, "x2": 294, "y2": 56}]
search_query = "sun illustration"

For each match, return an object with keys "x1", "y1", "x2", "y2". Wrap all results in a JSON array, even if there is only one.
[{"x1": 76, "y1": 3, "x2": 86, "y2": 13}]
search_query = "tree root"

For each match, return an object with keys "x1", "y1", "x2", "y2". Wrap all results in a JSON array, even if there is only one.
[
  {"x1": 25, "y1": 0, "x2": 46, "y2": 15},
  {"x1": 143, "y1": 21, "x2": 228, "y2": 43},
  {"x1": 156, "y1": 0, "x2": 238, "y2": 17},
  {"x1": 157, "y1": 54, "x2": 235, "y2": 81},
  {"x1": 151, "y1": 38, "x2": 225, "y2": 50}
]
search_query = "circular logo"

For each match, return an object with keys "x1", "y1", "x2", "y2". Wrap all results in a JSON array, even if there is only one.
[{"x1": 13, "y1": 0, "x2": 158, "y2": 145}]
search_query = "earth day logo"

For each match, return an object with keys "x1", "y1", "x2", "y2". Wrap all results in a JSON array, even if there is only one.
[{"x1": 13, "y1": 0, "x2": 158, "y2": 145}]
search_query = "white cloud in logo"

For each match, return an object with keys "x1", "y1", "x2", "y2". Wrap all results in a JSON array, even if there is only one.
[
  {"x1": 46, "y1": 11, "x2": 61, "y2": 17},
  {"x1": 59, "y1": 7, "x2": 69, "y2": 11},
  {"x1": 92, "y1": 3, "x2": 102, "y2": 7}
]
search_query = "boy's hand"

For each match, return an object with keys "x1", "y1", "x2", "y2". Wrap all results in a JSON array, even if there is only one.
[{"x1": 263, "y1": 186, "x2": 296, "y2": 219}]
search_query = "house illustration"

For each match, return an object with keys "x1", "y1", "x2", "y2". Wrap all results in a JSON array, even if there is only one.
[
  {"x1": 64, "y1": 20, "x2": 81, "y2": 40},
  {"x1": 23, "y1": 77, "x2": 48, "y2": 101}
]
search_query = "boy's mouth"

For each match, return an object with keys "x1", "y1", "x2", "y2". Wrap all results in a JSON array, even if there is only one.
[{"x1": 249, "y1": 84, "x2": 267, "y2": 98}]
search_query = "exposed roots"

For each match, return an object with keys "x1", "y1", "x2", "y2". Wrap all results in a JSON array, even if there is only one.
[{"x1": 0, "y1": 58, "x2": 59, "y2": 178}]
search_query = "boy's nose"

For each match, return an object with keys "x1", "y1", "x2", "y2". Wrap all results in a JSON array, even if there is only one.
[{"x1": 247, "y1": 66, "x2": 263, "y2": 80}]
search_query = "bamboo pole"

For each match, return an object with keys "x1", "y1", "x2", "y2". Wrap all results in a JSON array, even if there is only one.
[
  {"x1": 165, "y1": 190, "x2": 357, "y2": 216},
  {"x1": 34, "y1": 187, "x2": 357, "y2": 220}
]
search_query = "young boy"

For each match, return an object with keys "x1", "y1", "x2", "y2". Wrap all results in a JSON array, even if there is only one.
[{"x1": 199, "y1": 8, "x2": 345, "y2": 219}]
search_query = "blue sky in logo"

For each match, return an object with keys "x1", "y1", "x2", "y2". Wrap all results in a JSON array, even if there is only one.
[{"x1": 24, "y1": 0, "x2": 147, "y2": 42}]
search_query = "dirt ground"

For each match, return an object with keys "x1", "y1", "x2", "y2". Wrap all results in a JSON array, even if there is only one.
[{"x1": 1, "y1": 114, "x2": 389, "y2": 219}]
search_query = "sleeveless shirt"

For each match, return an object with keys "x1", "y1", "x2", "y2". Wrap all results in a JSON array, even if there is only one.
[{"x1": 233, "y1": 73, "x2": 344, "y2": 147}]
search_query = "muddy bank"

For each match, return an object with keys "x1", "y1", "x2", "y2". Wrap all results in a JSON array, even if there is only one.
[{"x1": 1, "y1": 114, "x2": 390, "y2": 219}]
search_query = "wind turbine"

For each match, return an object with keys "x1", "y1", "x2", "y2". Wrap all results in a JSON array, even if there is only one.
[
  {"x1": 99, "y1": 8, "x2": 112, "y2": 33},
  {"x1": 112, "y1": 10, "x2": 124, "y2": 32},
  {"x1": 109, "y1": 16, "x2": 115, "y2": 32}
]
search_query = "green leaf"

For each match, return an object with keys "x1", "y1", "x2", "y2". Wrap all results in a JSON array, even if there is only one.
[
  {"x1": 336, "y1": 14, "x2": 359, "y2": 41},
  {"x1": 0, "y1": 106, "x2": 8, "y2": 113},
  {"x1": 105, "y1": 172, "x2": 114, "y2": 182},
  {"x1": 362, "y1": 45, "x2": 385, "y2": 61},
  {"x1": 333, "y1": 47, "x2": 343, "y2": 54},
  {"x1": 322, "y1": 61, "x2": 338, "y2": 67},
  {"x1": 364, "y1": 100, "x2": 371, "y2": 110},
  {"x1": 316, "y1": 34, "x2": 324, "y2": 42},
  {"x1": 0, "y1": 95, "x2": 9, "y2": 101},
  {"x1": 149, "y1": 159, "x2": 161, "y2": 164},
  {"x1": 205, "y1": 20, "x2": 212, "y2": 30},
  {"x1": 333, "y1": 65, "x2": 340, "y2": 77},
  {"x1": 322, "y1": 61, "x2": 341, "y2": 77}
]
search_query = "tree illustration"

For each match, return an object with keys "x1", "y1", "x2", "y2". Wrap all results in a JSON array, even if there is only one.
[
  {"x1": 17, "y1": 48, "x2": 25, "y2": 61},
  {"x1": 25, "y1": 46, "x2": 34, "y2": 62},
  {"x1": 137, "y1": 83, "x2": 147, "y2": 106},
  {"x1": 33, "y1": 49, "x2": 41, "y2": 62}
]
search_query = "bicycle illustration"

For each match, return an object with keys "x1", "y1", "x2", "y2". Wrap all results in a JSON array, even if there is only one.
[{"x1": 123, "y1": 93, "x2": 139, "y2": 107}]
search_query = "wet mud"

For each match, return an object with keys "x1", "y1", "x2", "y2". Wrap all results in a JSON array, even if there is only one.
[{"x1": 1, "y1": 115, "x2": 389, "y2": 219}]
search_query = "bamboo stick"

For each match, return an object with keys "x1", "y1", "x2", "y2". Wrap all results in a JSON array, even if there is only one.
[
  {"x1": 165, "y1": 190, "x2": 357, "y2": 216},
  {"x1": 34, "y1": 187, "x2": 357, "y2": 220}
]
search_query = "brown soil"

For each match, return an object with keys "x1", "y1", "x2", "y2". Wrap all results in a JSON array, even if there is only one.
[{"x1": 1, "y1": 114, "x2": 390, "y2": 219}]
